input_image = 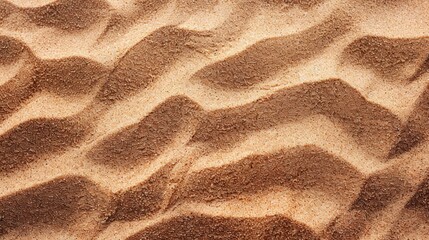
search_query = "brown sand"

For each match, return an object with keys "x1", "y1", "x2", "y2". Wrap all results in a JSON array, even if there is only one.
[{"x1": 0, "y1": 0, "x2": 428, "y2": 239}]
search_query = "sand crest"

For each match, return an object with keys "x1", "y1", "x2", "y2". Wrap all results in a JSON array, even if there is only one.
[{"x1": 0, "y1": 0, "x2": 428, "y2": 239}]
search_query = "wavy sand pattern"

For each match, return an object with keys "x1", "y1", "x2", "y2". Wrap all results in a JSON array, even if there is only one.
[{"x1": 0, "y1": 0, "x2": 428, "y2": 239}]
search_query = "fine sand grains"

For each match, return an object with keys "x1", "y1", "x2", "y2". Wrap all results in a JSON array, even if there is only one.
[{"x1": 0, "y1": 0, "x2": 428, "y2": 239}]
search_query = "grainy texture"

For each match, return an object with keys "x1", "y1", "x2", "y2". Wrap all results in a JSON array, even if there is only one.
[{"x1": 0, "y1": 0, "x2": 428, "y2": 239}]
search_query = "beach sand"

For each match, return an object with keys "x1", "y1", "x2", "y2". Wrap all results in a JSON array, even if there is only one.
[{"x1": 0, "y1": 0, "x2": 428, "y2": 239}]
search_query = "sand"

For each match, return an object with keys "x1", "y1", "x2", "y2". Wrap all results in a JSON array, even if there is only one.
[{"x1": 0, "y1": 0, "x2": 428, "y2": 239}]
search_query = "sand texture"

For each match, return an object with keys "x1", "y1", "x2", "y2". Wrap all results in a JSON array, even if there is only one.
[{"x1": 0, "y1": 0, "x2": 429, "y2": 239}]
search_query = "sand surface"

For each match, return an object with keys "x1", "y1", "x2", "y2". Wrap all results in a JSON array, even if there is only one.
[{"x1": 0, "y1": 0, "x2": 428, "y2": 239}]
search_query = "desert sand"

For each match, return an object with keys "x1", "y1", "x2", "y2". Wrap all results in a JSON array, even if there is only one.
[{"x1": 0, "y1": 0, "x2": 428, "y2": 239}]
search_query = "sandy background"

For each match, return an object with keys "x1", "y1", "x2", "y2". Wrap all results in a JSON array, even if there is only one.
[{"x1": 0, "y1": 0, "x2": 428, "y2": 239}]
